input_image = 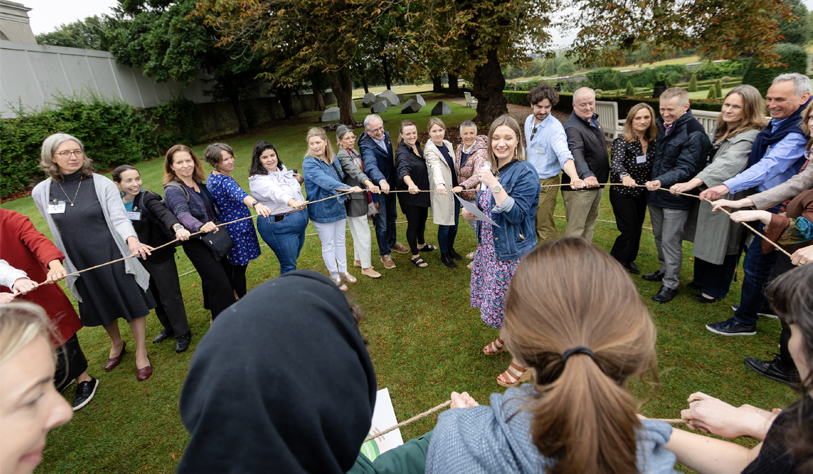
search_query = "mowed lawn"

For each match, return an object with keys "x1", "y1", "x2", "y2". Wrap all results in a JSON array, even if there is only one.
[{"x1": 2, "y1": 94, "x2": 796, "y2": 473}]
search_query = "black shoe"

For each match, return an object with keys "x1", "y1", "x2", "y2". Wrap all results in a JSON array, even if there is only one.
[
  {"x1": 175, "y1": 331, "x2": 192, "y2": 353},
  {"x1": 643, "y1": 270, "x2": 665, "y2": 282},
  {"x1": 652, "y1": 286, "x2": 678, "y2": 303},
  {"x1": 448, "y1": 248, "x2": 463, "y2": 261},
  {"x1": 440, "y1": 253, "x2": 457, "y2": 269},
  {"x1": 627, "y1": 262, "x2": 640, "y2": 275},
  {"x1": 152, "y1": 328, "x2": 174, "y2": 344},
  {"x1": 744, "y1": 355, "x2": 800, "y2": 389},
  {"x1": 687, "y1": 281, "x2": 702, "y2": 291},
  {"x1": 695, "y1": 294, "x2": 717, "y2": 304},
  {"x1": 705, "y1": 318, "x2": 756, "y2": 336},
  {"x1": 732, "y1": 304, "x2": 740, "y2": 312},
  {"x1": 72, "y1": 377, "x2": 99, "y2": 411}
]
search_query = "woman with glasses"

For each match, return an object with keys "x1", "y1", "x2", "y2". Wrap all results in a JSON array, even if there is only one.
[{"x1": 32, "y1": 133, "x2": 156, "y2": 382}]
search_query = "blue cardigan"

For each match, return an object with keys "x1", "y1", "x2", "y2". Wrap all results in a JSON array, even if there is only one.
[
  {"x1": 303, "y1": 155, "x2": 348, "y2": 224},
  {"x1": 476, "y1": 160, "x2": 541, "y2": 261}
]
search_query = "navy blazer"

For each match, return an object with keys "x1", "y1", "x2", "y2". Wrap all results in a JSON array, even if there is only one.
[{"x1": 358, "y1": 131, "x2": 396, "y2": 187}]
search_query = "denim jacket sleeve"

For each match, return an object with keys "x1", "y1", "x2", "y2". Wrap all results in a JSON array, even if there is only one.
[
  {"x1": 303, "y1": 157, "x2": 347, "y2": 191},
  {"x1": 492, "y1": 163, "x2": 541, "y2": 225}
]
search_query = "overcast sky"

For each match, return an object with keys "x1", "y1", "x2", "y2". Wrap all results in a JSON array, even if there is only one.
[{"x1": 25, "y1": 0, "x2": 813, "y2": 47}]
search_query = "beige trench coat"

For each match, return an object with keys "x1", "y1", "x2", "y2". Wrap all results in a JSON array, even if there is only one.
[{"x1": 425, "y1": 139, "x2": 457, "y2": 226}]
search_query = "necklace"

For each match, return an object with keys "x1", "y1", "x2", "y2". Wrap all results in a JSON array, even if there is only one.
[{"x1": 57, "y1": 178, "x2": 82, "y2": 207}]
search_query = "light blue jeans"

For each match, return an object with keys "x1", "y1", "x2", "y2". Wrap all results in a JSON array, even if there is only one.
[{"x1": 256, "y1": 209, "x2": 309, "y2": 275}]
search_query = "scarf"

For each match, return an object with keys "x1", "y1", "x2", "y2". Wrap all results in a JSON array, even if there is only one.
[{"x1": 748, "y1": 96, "x2": 811, "y2": 168}]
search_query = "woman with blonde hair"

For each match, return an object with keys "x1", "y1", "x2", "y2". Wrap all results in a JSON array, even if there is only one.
[
  {"x1": 303, "y1": 127, "x2": 363, "y2": 291},
  {"x1": 609, "y1": 102, "x2": 659, "y2": 274},
  {"x1": 424, "y1": 117, "x2": 461, "y2": 269},
  {"x1": 467, "y1": 115, "x2": 541, "y2": 386},
  {"x1": 427, "y1": 238, "x2": 677, "y2": 474},
  {"x1": 669, "y1": 84, "x2": 768, "y2": 303},
  {"x1": 32, "y1": 133, "x2": 155, "y2": 381},
  {"x1": 0, "y1": 303, "x2": 73, "y2": 474}
]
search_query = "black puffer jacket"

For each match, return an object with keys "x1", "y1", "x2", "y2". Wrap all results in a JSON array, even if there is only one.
[{"x1": 648, "y1": 110, "x2": 711, "y2": 210}]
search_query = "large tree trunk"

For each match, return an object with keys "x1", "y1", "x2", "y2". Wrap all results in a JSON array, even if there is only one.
[
  {"x1": 381, "y1": 54, "x2": 392, "y2": 90},
  {"x1": 327, "y1": 68, "x2": 355, "y2": 126},
  {"x1": 473, "y1": 49, "x2": 508, "y2": 124},
  {"x1": 229, "y1": 93, "x2": 249, "y2": 134},
  {"x1": 448, "y1": 73, "x2": 460, "y2": 94},
  {"x1": 432, "y1": 76, "x2": 443, "y2": 93},
  {"x1": 279, "y1": 88, "x2": 294, "y2": 120},
  {"x1": 313, "y1": 87, "x2": 325, "y2": 111}
]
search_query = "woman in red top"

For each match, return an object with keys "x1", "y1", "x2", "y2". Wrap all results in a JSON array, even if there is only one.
[{"x1": 0, "y1": 209, "x2": 99, "y2": 411}]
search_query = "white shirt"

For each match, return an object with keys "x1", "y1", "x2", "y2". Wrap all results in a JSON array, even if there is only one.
[{"x1": 248, "y1": 165, "x2": 306, "y2": 215}]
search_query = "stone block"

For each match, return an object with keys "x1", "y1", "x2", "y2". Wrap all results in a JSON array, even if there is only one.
[
  {"x1": 361, "y1": 93, "x2": 376, "y2": 108},
  {"x1": 351, "y1": 101, "x2": 358, "y2": 113},
  {"x1": 415, "y1": 94, "x2": 426, "y2": 106},
  {"x1": 371, "y1": 101, "x2": 388, "y2": 114},
  {"x1": 431, "y1": 101, "x2": 451, "y2": 116},
  {"x1": 320, "y1": 107, "x2": 340, "y2": 122},
  {"x1": 379, "y1": 89, "x2": 400, "y2": 106},
  {"x1": 401, "y1": 99, "x2": 421, "y2": 114},
  {"x1": 397, "y1": 94, "x2": 404, "y2": 102}
]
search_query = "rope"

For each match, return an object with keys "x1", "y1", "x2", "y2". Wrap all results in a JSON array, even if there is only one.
[
  {"x1": 540, "y1": 182, "x2": 795, "y2": 260},
  {"x1": 364, "y1": 400, "x2": 452, "y2": 442}
]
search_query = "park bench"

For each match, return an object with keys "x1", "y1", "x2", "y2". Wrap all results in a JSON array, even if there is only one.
[{"x1": 595, "y1": 101, "x2": 625, "y2": 140}]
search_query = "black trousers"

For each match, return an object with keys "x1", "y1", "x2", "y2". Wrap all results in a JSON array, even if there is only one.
[
  {"x1": 769, "y1": 252, "x2": 796, "y2": 370},
  {"x1": 54, "y1": 334, "x2": 88, "y2": 392},
  {"x1": 402, "y1": 205, "x2": 428, "y2": 255},
  {"x1": 181, "y1": 239, "x2": 236, "y2": 319},
  {"x1": 231, "y1": 263, "x2": 248, "y2": 298},
  {"x1": 609, "y1": 190, "x2": 648, "y2": 266},
  {"x1": 142, "y1": 256, "x2": 190, "y2": 336}
]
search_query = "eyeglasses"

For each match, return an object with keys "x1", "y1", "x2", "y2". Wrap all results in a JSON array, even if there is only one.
[
  {"x1": 369, "y1": 127, "x2": 384, "y2": 134},
  {"x1": 530, "y1": 126, "x2": 539, "y2": 141},
  {"x1": 54, "y1": 150, "x2": 84, "y2": 158}
]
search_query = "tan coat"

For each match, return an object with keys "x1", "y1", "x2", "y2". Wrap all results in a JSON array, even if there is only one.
[{"x1": 424, "y1": 139, "x2": 457, "y2": 225}]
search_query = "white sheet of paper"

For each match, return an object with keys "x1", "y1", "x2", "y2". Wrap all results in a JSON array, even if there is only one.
[
  {"x1": 456, "y1": 193, "x2": 499, "y2": 227},
  {"x1": 359, "y1": 388, "x2": 404, "y2": 461}
]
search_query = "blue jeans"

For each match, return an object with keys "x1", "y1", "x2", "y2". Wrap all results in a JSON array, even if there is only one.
[
  {"x1": 373, "y1": 191, "x2": 398, "y2": 255},
  {"x1": 437, "y1": 198, "x2": 460, "y2": 254},
  {"x1": 256, "y1": 209, "x2": 309, "y2": 275},
  {"x1": 733, "y1": 219, "x2": 779, "y2": 327}
]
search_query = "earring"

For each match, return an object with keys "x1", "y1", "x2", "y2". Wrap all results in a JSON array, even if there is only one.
[{"x1": 120, "y1": 191, "x2": 126, "y2": 197}]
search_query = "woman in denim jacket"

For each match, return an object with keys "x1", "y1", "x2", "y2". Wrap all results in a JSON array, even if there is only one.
[
  {"x1": 464, "y1": 115, "x2": 541, "y2": 387},
  {"x1": 303, "y1": 127, "x2": 363, "y2": 291}
]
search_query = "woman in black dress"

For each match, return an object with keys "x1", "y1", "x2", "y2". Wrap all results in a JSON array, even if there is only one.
[
  {"x1": 32, "y1": 133, "x2": 156, "y2": 381},
  {"x1": 395, "y1": 120, "x2": 436, "y2": 268},
  {"x1": 608, "y1": 103, "x2": 658, "y2": 274}
]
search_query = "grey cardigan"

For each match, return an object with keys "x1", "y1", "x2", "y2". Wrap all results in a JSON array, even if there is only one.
[
  {"x1": 686, "y1": 128, "x2": 758, "y2": 264},
  {"x1": 750, "y1": 159, "x2": 813, "y2": 209},
  {"x1": 336, "y1": 147, "x2": 372, "y2": 218},
  {"x1": 32, "y1": 173, "x2": 150, "y2": 302}
]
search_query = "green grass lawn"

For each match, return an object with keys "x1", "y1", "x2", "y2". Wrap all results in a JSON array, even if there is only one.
[{"x1": 3, "y1": 96, "x2": 797, "y2": 473}]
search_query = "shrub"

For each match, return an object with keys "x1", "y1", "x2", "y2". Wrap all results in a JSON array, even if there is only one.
[
  {"x1": 715, "y1": 79, "x2": 723, "y2": 98},
  {"x1": 151, "y1": 96, "x2": 202, "y2": 150},
  {"x1": 693, "y1": 60, "x2": 747, "y2": 80},
  {"x1": 0, "y1": 92, "x2": 156, "y2": 198},
  {"x1": 625, "y1": 81, "x2": 635, "y2": 96},
  {"x1": 688, "y1": 74, "x2": 698, "y2": 92},
  {"x1": 707, "y1": 87, "x2": 717, "y2": 99},
  {"x1": 742, "y1": 43, "x2": 808, "y2": 95},
  {"x1": 585, "y1": 67, "x2": 625, "y2": 91},
  {"x1": 558, "y1": 63, "x2": 576, "y2": 76}
]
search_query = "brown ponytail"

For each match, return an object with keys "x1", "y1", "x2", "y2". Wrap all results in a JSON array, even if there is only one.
[{"x1": 503, "y1": 237, "x2": 658, "y2": 474}]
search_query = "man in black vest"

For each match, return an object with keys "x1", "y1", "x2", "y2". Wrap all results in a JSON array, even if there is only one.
[
  {"x1": 561, "y1": 87, "x2": 605, "y2": 241},
  {"x1": 644, "y1": 87, "x2": 711, "y2": 303}
]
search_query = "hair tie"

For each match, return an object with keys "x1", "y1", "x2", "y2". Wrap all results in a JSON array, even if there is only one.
[{"x1": 562, "y1": 346, "x2": 594, "y2": 363}]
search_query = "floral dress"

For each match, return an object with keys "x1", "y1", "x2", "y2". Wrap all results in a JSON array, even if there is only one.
[
  {"x1": 207, "y1": 172, "x2": 261, "y2": 266},
  {"x1": 469, "y1": 188, "x2": 522, "y2": 329}
]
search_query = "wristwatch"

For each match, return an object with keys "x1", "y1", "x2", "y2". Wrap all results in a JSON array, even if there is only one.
[
  {"x1": 251, "y1": 200, "x2": 259, "y2": 208},
  {"x1": 620, "y1": 172, "x2": 630, "y2": 178},
  {"x1": 172, "y1": 224, "x2": 183, "y2": 231},
  {"x1": 492, "y1": 184, "x2": 503, "y2": 194}
]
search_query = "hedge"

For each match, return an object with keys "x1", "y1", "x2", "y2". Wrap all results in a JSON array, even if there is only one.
[
  {"x1": 502, "y1": 91, "x2": 724, "y2": 119},
  {"x1": 0, "y1": 93, "x2": 157, "y2": 198},
  {"x1": 742, "y1": 43, "x2": 808, "y2": 95}
]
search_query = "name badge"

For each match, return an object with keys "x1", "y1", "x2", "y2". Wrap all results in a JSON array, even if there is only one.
[
  {"x1": 636, "y1": 155, "x2": 647, "y2": 164},
  {"x1": 48, "y1": 201, "x2": 66, "y2": 214},
  {"x1": 127, "y1": 211, "x2": 142, "y2": 221},
  {"x1": 536, "y1": 146, "x2": 547, "y2": 155}
]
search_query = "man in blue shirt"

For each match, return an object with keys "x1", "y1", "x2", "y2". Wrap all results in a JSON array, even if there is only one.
[
  {"x1": 524, "y1": 83, "x2": 585, "y2": 243},
  {"x1": 701, "y1": 73, "x2": 811, "y2": 335},
  {"x1": 358, "y1": 114, "x2": 411, "y2": 269}
]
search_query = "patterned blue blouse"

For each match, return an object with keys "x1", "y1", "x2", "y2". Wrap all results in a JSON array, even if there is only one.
[{"x1": 207, "y1": 172, "x2": 261, "y2": 265}]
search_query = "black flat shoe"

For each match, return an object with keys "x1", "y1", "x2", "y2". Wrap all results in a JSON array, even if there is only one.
[
  {"x1": 448, "y1": 248, "x2": 463, "y2": 261},
  {"x1": 652, "y1": 286, "x2": 678, "y2": 303},
  {"x1": 175, "y1": 331, "x2": 192, "y2": 353},
  {"x1": 440, "y1": 253, "x2": 457, "y2": 269},
  {"x1": 152, "y1": 328, "x2": 174, "y2": 344},
  {"x1": 643, "y1": 270, "x2": 665, "y2": 282},
  {"x1": 627, "y1": 262, "x2": 641, "y2": 275},
  {"x1": 695, "y1": 294, "x2": 717, "y2": 304}
]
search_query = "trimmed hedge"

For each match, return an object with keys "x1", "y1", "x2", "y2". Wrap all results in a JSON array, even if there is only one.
[
  {"x1": 743, "y1": 43, "x2": 808, "y2": 95},
  {"x1": 502, "y1": 91, "x2": 724, "y2": 120},
  {"x1": 0, "y1": 93, "x2": 157, "y2": 198}
]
